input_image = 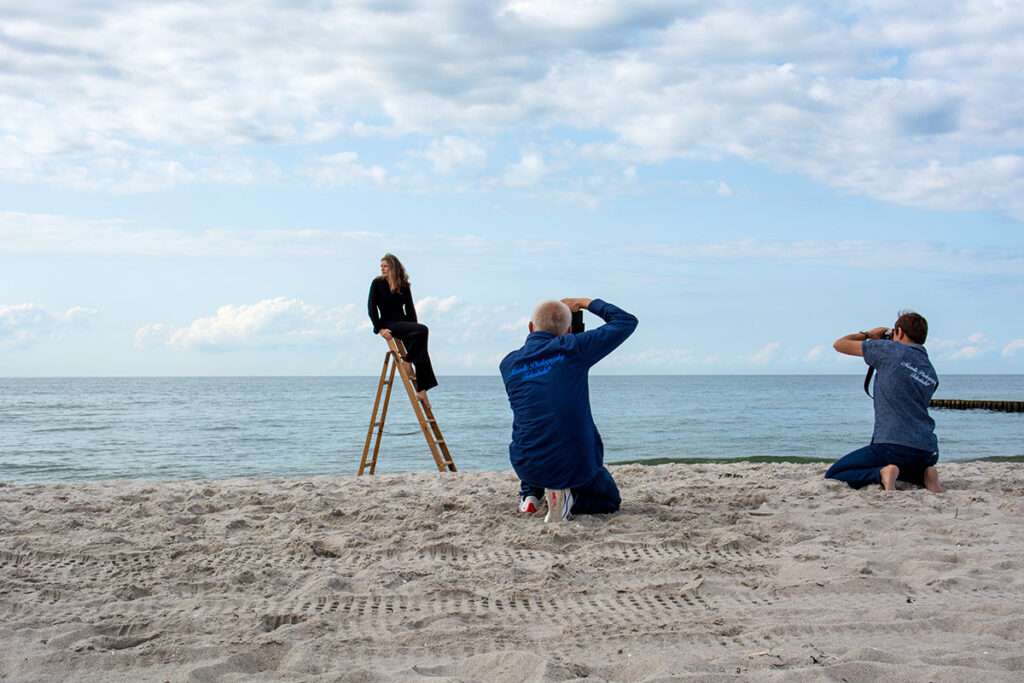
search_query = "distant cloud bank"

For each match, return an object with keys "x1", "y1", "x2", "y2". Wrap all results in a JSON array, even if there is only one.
[
  {"x1": 0, "y1": 304, "x2": 98, "y2": 348},
  {"x1": 137, "y1": 298, "x2": 358, "y2": 351}
]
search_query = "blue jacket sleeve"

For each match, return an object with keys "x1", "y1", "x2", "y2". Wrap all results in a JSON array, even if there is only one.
[
  {"x1": 863, "y1": 339, "x2": 895, "y2": 369},
  {"x1": 575, "y1": 299, "x2": 638, "y2": 367}
]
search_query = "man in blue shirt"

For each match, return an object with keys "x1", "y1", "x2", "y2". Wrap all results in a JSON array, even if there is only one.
[
  {"x1": 500, "y1": 297, "x2": 638, "y2": 522},
  {"x1": 828, "y1": 310, "x2": 943, "y2": 492}
]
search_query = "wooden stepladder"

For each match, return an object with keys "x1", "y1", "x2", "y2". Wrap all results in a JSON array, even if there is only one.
[{"x1": 358, "y1": 337, "x2": 457, "y2": 475}]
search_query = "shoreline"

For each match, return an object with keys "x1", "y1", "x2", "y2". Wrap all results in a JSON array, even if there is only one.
[
  {"x1": 2, "y1": 461, "x2": 1023, "y2": 681},
  {"x1": 610, "y1": 454, "x2": 1024, "y2": 466},
  {"x1": 3, "y1": 454, "x2": 1021, "y2": 488}
]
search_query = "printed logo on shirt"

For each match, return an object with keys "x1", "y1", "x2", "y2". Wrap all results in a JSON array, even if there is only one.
[
  {"x1": 508, "y1": 354, "x2": 566, "y2": 380},
  {"x1": 901, "y1": 361, "x2": 937, "y2": 387}
]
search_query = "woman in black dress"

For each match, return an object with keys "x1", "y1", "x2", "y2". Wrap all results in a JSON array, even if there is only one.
[{"x1": 367, "y1": 254, "x2": 438, "y2": 400}]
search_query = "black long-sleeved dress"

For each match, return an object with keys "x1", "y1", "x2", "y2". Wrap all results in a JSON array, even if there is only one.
[
  {"x1": 367, "y1": 277, "x2": 417, "y2": 333},
  {"x1": 367, "y1": 277, "x2": 437, "y2": 391}
]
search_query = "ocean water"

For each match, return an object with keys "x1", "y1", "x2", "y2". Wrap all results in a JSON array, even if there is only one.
[{"x1": 1, "y1": 375, "x2": 1021, "y2": 483}]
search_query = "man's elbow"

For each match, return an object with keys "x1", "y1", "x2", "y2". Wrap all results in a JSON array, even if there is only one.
[{"x1": 616, "y1": 316, "x2": 638, "y2": 340}]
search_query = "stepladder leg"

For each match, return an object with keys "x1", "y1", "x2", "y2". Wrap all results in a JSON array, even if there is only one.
[
  {"x1": 359, "y1": 351, "x2": 395, "y2": 475},
  {"x1": 369, "y1": 355, "x2": 397, "y2": 475}
]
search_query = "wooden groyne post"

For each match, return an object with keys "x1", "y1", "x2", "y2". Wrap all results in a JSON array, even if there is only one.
[{"x1": 930, "y1": 399, "x2": 1024, "y2": 413}]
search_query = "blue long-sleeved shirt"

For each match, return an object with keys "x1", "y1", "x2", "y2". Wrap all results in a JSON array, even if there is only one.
[{"x1": 499, "y1": 299, "x2": 638, "y2": 489}]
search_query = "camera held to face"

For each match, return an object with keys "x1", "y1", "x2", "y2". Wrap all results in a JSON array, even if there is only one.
[{"x1": 571, "y1": 310, "x2": 585, "y2": 334}]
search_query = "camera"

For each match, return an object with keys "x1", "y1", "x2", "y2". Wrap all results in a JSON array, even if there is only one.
[
  {"x1": 571, "y1": 310, "x2": 585, "y2": 334},
  {"x1": 881, "y1": 329, "x2": 893, "y2": 340}
]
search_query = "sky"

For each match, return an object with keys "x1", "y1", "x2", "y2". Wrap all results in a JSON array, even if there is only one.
[{"x1": 2, "y1": 0, "x2": 1024, "y2": 376}]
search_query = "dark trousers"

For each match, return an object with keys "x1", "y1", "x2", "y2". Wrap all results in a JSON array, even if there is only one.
[
  {"x1": 386, "y1": 321, "x2": 438, "y2": 392},
  {"x1": 825, "y1": 443, "x2": 938, "y2": 489},
  {"x1": 519, "y1": 466, "x2": 621, "y2": 515}
]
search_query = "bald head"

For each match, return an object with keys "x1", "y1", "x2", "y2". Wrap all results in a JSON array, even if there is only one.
[{"x1": 531, "y1": 300, "x2": 572, "y2": 335}]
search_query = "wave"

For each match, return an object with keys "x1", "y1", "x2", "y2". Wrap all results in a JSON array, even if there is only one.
[{"x1": 0, "y1": 462, "x2": 95, "y2": 473}]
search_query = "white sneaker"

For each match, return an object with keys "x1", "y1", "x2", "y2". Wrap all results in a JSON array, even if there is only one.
[
  {"x1": 544, "y1": 488, "x2": 574, "y2": 523},
  {"x1": 518, "y1": 495, "x2": 541, "y2": 514}
]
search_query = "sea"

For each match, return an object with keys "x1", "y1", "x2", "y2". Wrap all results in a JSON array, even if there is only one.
[{"x1": 1, "y1": 376, "x2": 1021, "y2": 483}]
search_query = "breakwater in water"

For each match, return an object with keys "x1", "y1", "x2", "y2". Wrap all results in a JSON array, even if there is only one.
[{"x1": 931, "y1": 399, "x2": 1024, "y2": 412}]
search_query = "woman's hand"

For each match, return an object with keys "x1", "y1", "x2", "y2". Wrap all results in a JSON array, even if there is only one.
[{"x1": 379, "y1": 329, "x2": 393, "y2": 340}]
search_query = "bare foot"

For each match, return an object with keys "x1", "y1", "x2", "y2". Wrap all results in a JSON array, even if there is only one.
[
  {"x1": 923, "y1": 466, "x2": 944, "y2": 493},
  {"x1": 880, "y1": 464, "x2": 899, "y2": 491}
]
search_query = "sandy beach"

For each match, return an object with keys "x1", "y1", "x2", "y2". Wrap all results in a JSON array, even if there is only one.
[{"x1": 1, "y1": 461, "x2": 1022, "y2": 682}]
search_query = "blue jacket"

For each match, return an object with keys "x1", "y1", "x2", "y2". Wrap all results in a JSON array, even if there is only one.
[{"x1": 499, "y1": 299, "x2": 638, "y2": 489}]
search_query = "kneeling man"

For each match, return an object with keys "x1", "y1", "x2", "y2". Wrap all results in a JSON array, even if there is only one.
[
  {"x1": 500, "y1": 297, "x2": 638, "y2": 522},
  {"x1": 828, "y1": 311, "x2": 943, "y2": 492}
]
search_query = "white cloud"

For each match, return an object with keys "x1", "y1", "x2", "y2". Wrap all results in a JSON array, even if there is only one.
[
  {"x1": 1, "y1": 2, "x2": 1023, "y2": 215},
  {"x1": 503, "y1": 152, "x2": 549, "y2": 188},
  {"x1": 420, "y1": 136, "x2": 486, "y2": 173},
  {"x1": 0, "y1": 211, "x2": 382, "y2": 257},
  {"x1": 6, "y1": 211, "x2": 1024, "y2": 281},
  {"x1": 747, "y1": 342, "x2": 781, "y2": 365},
  {"x1": 1002, "y1": 339, "x2": 1024, "y2": 357},
  {"x1": 498, "y1": 0, "x2": 645, "y2": 32},
  {"x1": 415, "y1": 295, "x2": 460, "y2": 316},
  {"x1": 499, "y1": 316, "x2": 531, "y2": 333},
  {"x1": 950, "y1": 346, "x2": 983, "y2": 360},
  {"x1": 138, "y1": 298, "x2": 358, "y2": 351},
  {"x1": 0, "y1": 303, "x2": 98, "y2": 348},
  {"x1": 627, "y1": 239, "x2": 1024, "y2": 276},
  {"x1": 134, "y1": 323, "x2": 171, "y2": 350},
  {"x1": 932, "y1": 331, "x2": 993, "y2": 360},
  {"x1": 542, "y1": 163, "x2": 644, "y2": 207},
  {"x1": 805, "y1": 345, "x2": 826, "y2": 361},
  {"x1": 304, "y1": 152, "x2": 387, "y2": 188}
]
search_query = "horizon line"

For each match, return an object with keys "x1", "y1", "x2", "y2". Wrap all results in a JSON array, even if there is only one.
[{"x1": 3, "y1": 373, "x2": 1023, "y2": 379}]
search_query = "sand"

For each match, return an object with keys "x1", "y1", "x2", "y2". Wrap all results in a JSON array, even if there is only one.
[{"x1": 1, "y1": 461, "x2": 1023, "y2": 682}]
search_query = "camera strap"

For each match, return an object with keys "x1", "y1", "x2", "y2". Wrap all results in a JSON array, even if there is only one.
[{"x1": 864, "y1": 366, "x2": 876, "y2": 398}]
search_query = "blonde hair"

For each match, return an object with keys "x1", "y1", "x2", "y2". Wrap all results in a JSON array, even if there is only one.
[{"x1": 532, "y1": 300, "x2": 571, "y2": 335}]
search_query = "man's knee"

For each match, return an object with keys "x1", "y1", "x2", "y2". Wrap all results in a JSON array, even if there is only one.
[
  {"x1": 574, "y1": 492, "x2": 620, "y2": 515},
  {"x1": 570, "y1": 469, "x2": 621, "y2": 515},
  {"x1": 604, "y1": 487, "x2": 622, "y2": 513},
  {"x1": 599, "y1": 471, "x2": 621, "y2": 511}
]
